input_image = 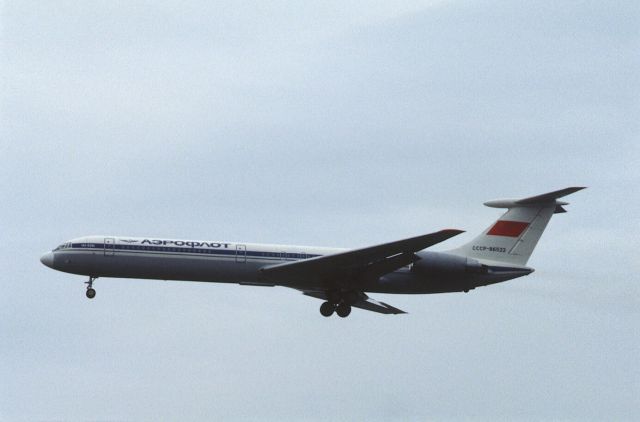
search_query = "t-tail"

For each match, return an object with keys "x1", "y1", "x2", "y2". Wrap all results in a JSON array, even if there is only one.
[{"x1": 449, "y1": 187, "x2": 586, "y2": 266}]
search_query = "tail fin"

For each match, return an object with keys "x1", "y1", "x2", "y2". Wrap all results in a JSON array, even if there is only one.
[{"x1": 450, "y1": 187, "x2": 585, "y2": 265}]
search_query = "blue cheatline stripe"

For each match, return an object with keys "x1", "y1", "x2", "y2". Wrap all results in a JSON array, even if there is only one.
[{"x1": 69, "y1": 243, "x2": 320, "y2": 260}]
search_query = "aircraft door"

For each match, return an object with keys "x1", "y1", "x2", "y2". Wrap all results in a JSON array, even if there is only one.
[
  {"x1": 104, "y1": 237, "x2": 115, "y2": 256},
  {"x1": 236, "y1": 244, "x2": 246, "y2": 263}
]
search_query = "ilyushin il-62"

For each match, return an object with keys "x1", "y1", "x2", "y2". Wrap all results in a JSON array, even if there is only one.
[{"x1": 41, "y1": 187, "x2": 584, "y2": 317}]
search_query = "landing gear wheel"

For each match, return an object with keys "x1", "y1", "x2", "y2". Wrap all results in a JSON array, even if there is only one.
[
  {"x1": 336, "y1": 303, "x2": 351, "y2": 318},
  {"x1": 320, "y1": 301, "x2": 335, "y2": 317},
  {"x1": 85, "y1": 276, "x2": 97, "y2": 299}
]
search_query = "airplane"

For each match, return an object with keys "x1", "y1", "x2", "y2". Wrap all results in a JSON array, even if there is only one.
[{"x1": 40, "y1": 187, "x2": 584, "y2": 317}]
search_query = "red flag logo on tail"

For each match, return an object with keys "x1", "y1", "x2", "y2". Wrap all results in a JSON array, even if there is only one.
[{"x1": 487, "y1": 221, "x2": 529, "y2": 237}]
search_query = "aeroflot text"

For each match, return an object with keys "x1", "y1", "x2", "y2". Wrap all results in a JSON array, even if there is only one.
[{"x1": 140, "y1": 239, "x2": 230, "y2": 248}]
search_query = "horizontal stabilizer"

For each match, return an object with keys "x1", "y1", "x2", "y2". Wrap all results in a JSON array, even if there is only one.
[
  {"x1": 484, "y1": 187, "x2": 586, "y2": 209},
  {"x1": 554, "y1": 204, "x2": 567, "y2": 214},
  {"x1": 516, "y1": 186, "x2": 586, "y2": 205}
]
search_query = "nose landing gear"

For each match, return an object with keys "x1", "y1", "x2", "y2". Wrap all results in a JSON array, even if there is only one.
[{"x1": 85, "y1": 277, "x2": 97, "y2": 299}]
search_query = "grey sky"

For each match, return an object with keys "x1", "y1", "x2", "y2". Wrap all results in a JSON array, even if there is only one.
[{"x1": 1, "y1": 0, "x2": 639, "y2": 420}]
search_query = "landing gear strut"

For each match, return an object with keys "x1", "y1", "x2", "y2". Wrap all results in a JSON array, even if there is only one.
[{"x1": 85, "y1": 277, "x2": 97, "y2": 299}]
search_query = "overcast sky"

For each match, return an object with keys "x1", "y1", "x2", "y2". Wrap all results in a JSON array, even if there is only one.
[{"x1": 1, "y1": 0, "x2": 639, "y2": 420}]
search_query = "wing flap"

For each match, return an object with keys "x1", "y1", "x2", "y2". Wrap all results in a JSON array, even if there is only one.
[
  {"x1": 354, "y1": 295, "x2": 407, "y2": 314},
  {"x1": 302, "y1": 291, "x2": 407, "y2": 315}
]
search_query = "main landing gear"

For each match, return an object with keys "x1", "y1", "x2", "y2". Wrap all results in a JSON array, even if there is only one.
[
  {"x1": 85, "y1": 276, "x2": 97, "y2": 299},
  {"x1": 319, "y1": 301, "x2": 352, "y2": 318},
  {"x1": 319, "y1": 291, "x2": 358, "y2": 318}
]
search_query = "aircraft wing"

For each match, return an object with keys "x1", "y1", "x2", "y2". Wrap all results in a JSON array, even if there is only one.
[
  {"x1": 302, "y1": 291, "x2": 407, "y2": 314},
  {"x1": 260, "y1": 229, "x2": 464, "y2": 285}
]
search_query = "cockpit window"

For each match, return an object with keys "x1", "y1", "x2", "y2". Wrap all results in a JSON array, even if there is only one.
[{"x1": 54, "y1": 243, "x2": 72, "y2": 251}]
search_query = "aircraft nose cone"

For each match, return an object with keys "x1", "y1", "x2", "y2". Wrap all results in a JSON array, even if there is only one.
[{"x1": 40, "y1": 252, "x2": 54, "y2": 268}]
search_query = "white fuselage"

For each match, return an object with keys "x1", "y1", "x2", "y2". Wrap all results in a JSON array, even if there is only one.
[{"x1": 41, "y1": 235, "x2": 532, "y2": 294}]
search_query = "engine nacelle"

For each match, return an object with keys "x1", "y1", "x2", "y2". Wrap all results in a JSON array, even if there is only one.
[{"x1": 412, "y1": 251, "x2": 487, "y2": 278}]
